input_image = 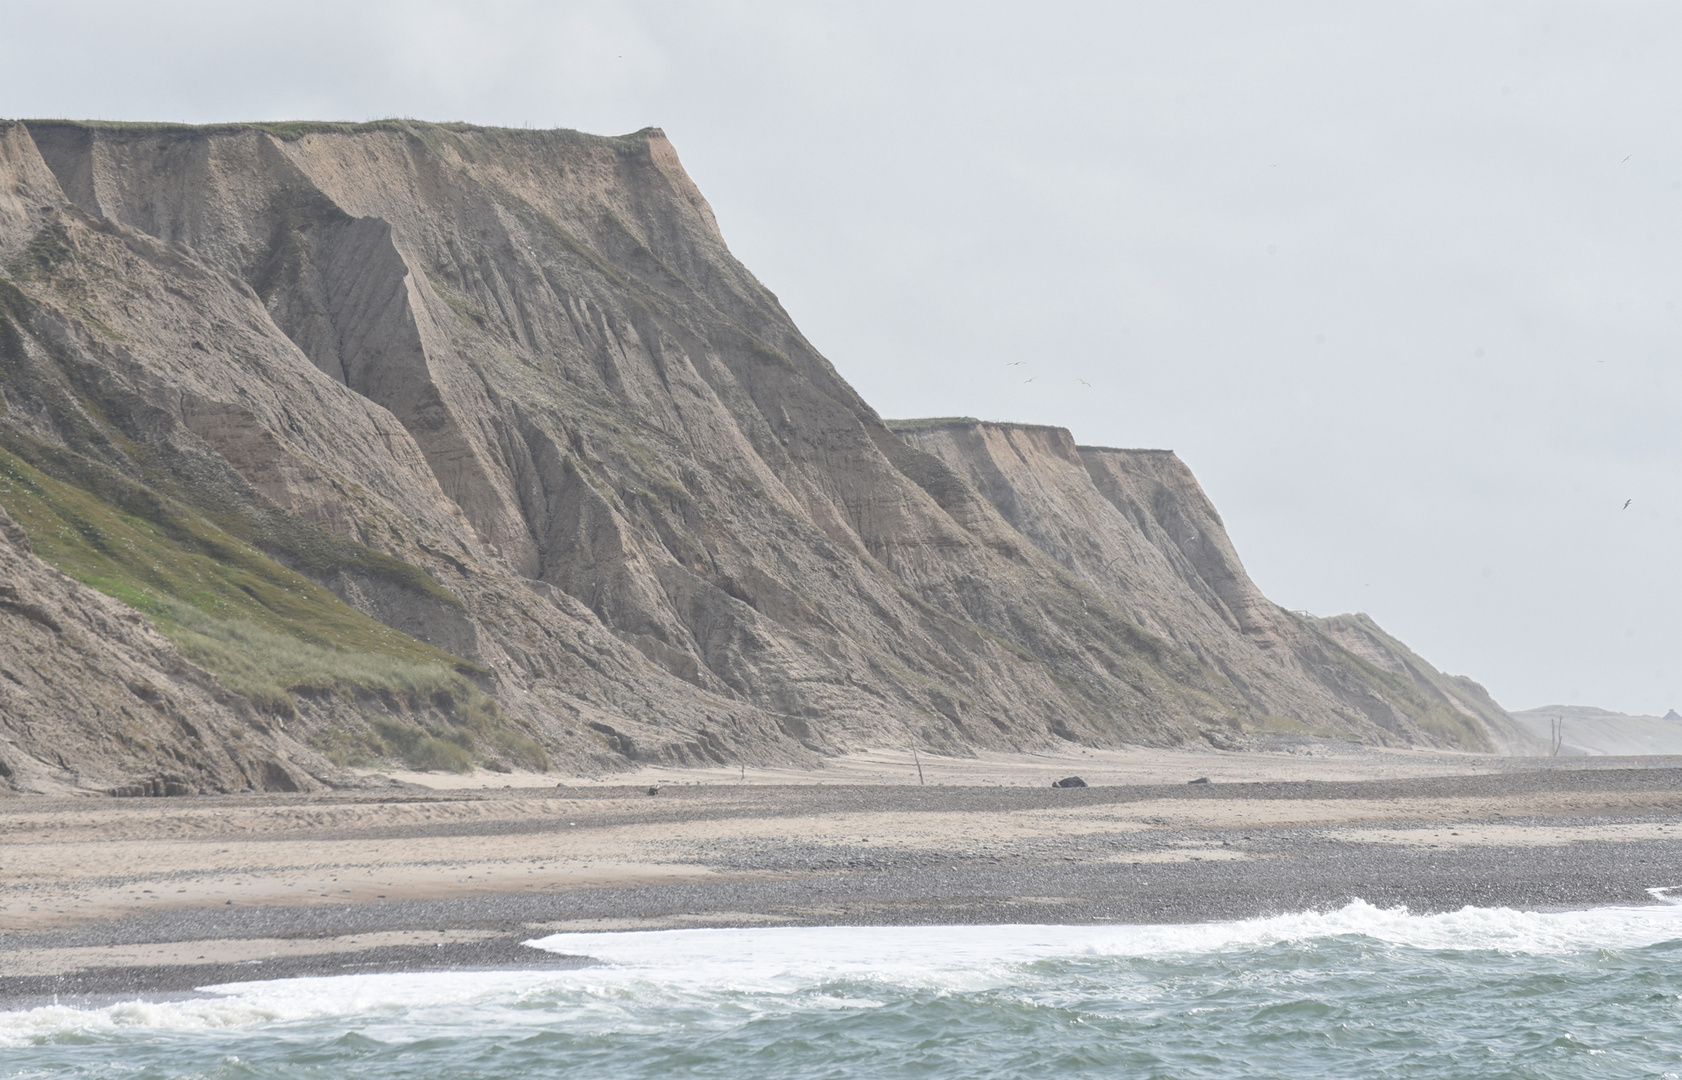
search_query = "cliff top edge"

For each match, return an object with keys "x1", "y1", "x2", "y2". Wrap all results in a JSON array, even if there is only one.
[
  {"x1": 8, "y1": 117, "x2": 664, "y2": 149},
  {"x1": 885, "y1": 418, "x2": 1171, "y2": 454}
]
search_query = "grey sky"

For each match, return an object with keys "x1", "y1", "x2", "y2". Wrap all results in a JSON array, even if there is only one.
[{"x1": 2, "y1": 1, "x2": 1676, "y2": 714}]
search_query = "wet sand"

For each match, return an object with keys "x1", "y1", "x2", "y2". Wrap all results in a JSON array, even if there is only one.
[{"x1": 4, "y1": 744, "x2": 1681, "y2": 1004}]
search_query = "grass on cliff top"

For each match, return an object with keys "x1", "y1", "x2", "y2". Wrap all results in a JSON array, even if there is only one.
[
  {"x1": 20, "y1": 118, "x2": 655, "y2": 153},
  {"x1": 884, "y1": 417, "x2": 982, "y2": 431}
]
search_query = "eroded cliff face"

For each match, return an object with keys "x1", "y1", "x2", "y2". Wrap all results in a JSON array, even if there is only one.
[
  {"x1": 0, "y1": 119, "x2": 1521, "y2": 790},
  {"x1": 895, "y1": 420, "x2": 1512, "y2": 750},
  {"x1": 1310, "y1": 612, "x2": 1542, "y2": 754}
]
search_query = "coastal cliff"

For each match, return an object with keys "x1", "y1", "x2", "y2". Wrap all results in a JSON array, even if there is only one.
[
  {"x1": 894, "y1": 420, "x2": 1530, "y2": 752},
  {"x1": 0, "y1": 119, "x2": 1524, "y2": 791}
]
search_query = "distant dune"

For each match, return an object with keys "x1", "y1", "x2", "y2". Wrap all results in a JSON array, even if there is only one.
[{"x1": 1511, "y1": 705, "x2": 1682, "y2": 757}]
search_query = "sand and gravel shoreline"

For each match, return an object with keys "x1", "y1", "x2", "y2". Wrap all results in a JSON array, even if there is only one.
[{"x1": 4, "y1": 744, "x2": 1681, "y2": 1006}]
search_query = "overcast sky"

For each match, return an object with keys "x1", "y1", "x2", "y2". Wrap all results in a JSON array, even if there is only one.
[{"x1": 2, "y1": 1, "x2": 1677, "y2": 715}]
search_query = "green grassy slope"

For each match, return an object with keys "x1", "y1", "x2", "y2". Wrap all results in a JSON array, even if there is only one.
[
  {"x1": 0, "y1": 446, "x2": 546, "y2": 772},
  {"x1": 1307, "y1": 612, "x2": 1512, "y2": 752}
]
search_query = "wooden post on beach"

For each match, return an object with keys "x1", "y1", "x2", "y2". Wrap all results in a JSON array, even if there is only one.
[{"x1": 912, "y1": 746, "x2": 925, "y2": 785}]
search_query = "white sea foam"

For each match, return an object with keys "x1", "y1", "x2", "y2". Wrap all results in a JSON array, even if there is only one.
[
  {"x1": 0, "y1": 970, "x2": 563, "y2": 1048},
  {"x1": 524, "y1": 897, "x2": 1682, "y2": 986},
  {"x1": 6, "y1": 898, "x2": 1680, "y2": 1045}
]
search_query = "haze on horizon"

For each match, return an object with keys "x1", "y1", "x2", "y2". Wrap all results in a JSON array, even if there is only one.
[{"x1": 1, "y1": 0, "x2": 1675, "y2": 716}]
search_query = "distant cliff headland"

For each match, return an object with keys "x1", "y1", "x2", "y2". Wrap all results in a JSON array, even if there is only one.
[{"x1": 0, "y1": 119, "x2": 1537, "y2": 794}]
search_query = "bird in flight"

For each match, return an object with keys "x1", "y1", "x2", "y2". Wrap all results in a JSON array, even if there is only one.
[
  {"x1": 1077, "y1": 379, "x2": 1091, "y2": 387},
  {"x1": 1621, "y1": 155, "x2": 1632, "y2": 163},
  {"x1": 1623, "y1": 499, "x2": 1633, "y2": 510},
  {"x1": 1023, "y1": 377, "x2": 1035, "y2": 383},
  {"x1": 1006, "y1": 361, "x2": 1025, "y2": 366}
]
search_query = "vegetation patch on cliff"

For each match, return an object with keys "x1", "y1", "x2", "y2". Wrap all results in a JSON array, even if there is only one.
[{"x1": 0, "y1": 448, "x2": 544, "y2": 771}]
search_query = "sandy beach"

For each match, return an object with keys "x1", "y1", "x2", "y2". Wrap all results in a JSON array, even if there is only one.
[{"x1": 4, "y1": 741, "x2": 1681, "y2": 1005}]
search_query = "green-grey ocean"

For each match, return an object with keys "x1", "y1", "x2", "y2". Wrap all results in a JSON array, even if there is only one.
[{"x1": 6, "y1": 899, "x2": 1682, "y2": 1079}]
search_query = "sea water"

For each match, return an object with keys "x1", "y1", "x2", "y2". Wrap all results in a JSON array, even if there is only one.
[{"x1": 6, "y1": 898, "x2": 1682, "y2": 1078}]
